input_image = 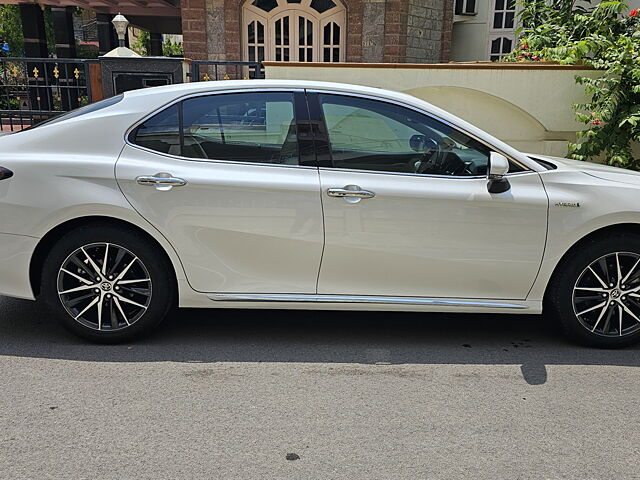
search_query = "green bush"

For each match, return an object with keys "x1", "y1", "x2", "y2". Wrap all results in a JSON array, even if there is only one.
[
  {"x1": 506, "y1": 1, "x2": 640, "y2": 168},
  {"x1": 131, "y1": 30, "x2": 184, "y2": 57},
  {"x1": 162, "y1": 37, "x2": 183, "y2": 57}
]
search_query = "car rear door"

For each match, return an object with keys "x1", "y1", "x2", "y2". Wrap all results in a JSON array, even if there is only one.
[
  {"x1": 116, "y1": 89, "x2": 324, "y2": 294},
  {"x1": 311, "y1": 91, "x2": 548, "y2": 300}
]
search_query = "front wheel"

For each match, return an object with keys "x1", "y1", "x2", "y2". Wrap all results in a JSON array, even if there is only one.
[
  {"x1": 547, "y1": 232, "x2": 640, "y2": 348},
  {"x1": 41, "y1": 224, "x2": 175, "y2": 343}
]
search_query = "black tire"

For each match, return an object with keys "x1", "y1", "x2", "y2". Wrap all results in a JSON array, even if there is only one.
[
  {"x1": 41, "y1": 223, "x2": 175, "y2": 343},
  {"x1": 546, "y1": 231, "x2": 640, "y2": 348}
]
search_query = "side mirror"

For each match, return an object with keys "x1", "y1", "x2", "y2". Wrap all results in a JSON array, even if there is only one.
[{"x1": 487, "y1": 152, "x2": 511, "y2": 194}]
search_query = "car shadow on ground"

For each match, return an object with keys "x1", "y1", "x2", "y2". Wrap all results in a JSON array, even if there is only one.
[{"x1": 1, "y1": 296, "x2": 639, "y2": 385}]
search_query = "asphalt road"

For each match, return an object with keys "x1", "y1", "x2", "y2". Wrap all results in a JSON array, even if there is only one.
[{"x1": 1, "y1": 295, "x2": 639, "y2": 479}]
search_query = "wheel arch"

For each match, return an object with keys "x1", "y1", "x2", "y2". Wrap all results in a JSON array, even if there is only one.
[
  {"x1": 29, "y1": 215, "x2": 182, "y2": 299},
  {"x1": 543, "y1": 222, "x2": 640, "y2": 303}
]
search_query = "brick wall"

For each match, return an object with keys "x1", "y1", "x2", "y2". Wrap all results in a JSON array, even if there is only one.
[
  {"x1": 223, "y1": 0, "x2": 242, "y2": 61},
  {"x1": 383, "y1": 0, "x2": 409, "y2": 63},
  {"x1": 346, "y1": 0, "x2": 364, "y2": 62},
  {"x1": 181, "y1": 0, "x2": 208, "y2": 60}
]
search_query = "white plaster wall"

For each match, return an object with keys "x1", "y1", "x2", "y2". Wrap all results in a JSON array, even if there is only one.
[
  {"x1": 265, "y1": 63, "x2": 597, "y2": 156},
  {"x1": 451, "y1": 22, "x2": 490, "y2": 62},
  {"x1": 450, "y1": 0, "x2": 492, "y2": 62}
]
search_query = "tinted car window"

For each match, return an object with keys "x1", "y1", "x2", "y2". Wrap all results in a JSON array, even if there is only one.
[
  {"x1": 319, "y1": 94, "x2": 523, "y2": 176},
  {"x1": 133, "y1": 104, "x2": 180, "y2": 155},
  {"x1": 181, "y1": 92, "x2": 298, "y2": 165}
]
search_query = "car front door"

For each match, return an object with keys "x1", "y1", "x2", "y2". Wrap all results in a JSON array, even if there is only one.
[
  {"x1": 116, "y1": 90, "x2": 324, "y2": 294},
  {"x1": 312, "y1": 92, "x2": 548, "y2": 300}
]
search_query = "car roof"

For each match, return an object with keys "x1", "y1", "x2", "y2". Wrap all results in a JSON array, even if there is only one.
[{"x1": 123, "y1": 79, "x2": 415, "y2": 104}]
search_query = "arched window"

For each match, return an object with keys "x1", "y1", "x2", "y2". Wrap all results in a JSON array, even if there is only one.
[
  {"x1": 243, "y1": 0, "x2": 346, "y2": 63},
  {"x1": 487, "y1": 0, "x2": 516, "y2": 61},
  {"x1": 488, "y1": 36, "x2": 512, "y2": 61}
]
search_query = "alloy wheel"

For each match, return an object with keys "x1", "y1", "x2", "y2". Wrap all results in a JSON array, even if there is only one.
[
  {"x1": 572, "y1": 251, "x2": 640, "y2": 337},
  {"x1": 56, "y1": 243, "x2": 152, "y2": 331}
]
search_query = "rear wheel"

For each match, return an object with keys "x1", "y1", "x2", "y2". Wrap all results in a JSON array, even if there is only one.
[
  {"x1": 547, "y1": 232, "x2": 640, "y2": 347},
  {"x1": 41, "y1": 224, "x2": 175, "y2": 343}
]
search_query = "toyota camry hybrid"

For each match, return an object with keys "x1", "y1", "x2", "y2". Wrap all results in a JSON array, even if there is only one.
[{"x1": 1, "y1": 80, "x2": 640, "y2": 346}]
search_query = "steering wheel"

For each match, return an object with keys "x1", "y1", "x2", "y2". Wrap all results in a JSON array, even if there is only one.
[
  {"x1": 415, "y1": 136, "x2": 466, "y2": 175},
  {"x1": 410, "y1": 135, "x2": 442, "y2": 175}
]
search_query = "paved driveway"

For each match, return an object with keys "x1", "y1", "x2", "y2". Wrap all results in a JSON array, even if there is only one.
[{"x1": 1, "y1": 295, "x2": 639, "y2": 479}]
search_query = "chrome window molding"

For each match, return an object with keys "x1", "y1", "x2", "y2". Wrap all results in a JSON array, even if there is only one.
[
  {"x1": 123, "y1": 145, "x2": 319, "y2": 171},
  {"x1": 208, "y1": 293, "x2": 529, "y2": 309},
  {"x1": 306, "y1": 88, "x2": 534, "y2": 174},
  {"x1": 319, "y1": 166, "x2": 537, "y2": 180}
]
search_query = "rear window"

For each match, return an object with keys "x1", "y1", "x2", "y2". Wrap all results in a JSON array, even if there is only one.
[
  {"x1": 22, "y1": 94, "x2": 124, "y2": 131},
  {"x1": 130, "y1": 92, "x2": 299, "y2": 165},
  {"x1": 131, "y1": 104, "x2": 180, "y2": 155}
]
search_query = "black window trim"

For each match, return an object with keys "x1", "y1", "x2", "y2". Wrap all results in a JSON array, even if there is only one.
[
  {"x1": 125, "y1": 88, "x2": 317, "y2": 170},
  {"x1": 305, "y1": 88, "x2": 534, "y2": 179}
]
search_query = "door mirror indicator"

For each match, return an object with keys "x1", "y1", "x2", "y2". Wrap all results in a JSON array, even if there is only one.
[
  {"x1": 487, "y1": 152, "x2": 510, "y2": 194},
  {"x1": 0, "y1": 167, "x2": 13, "y2": 181}
]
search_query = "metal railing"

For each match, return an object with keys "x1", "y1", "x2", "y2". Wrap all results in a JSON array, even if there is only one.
[
  {"x1": 0, "y1": 58, "x2": 97, "y2": 132},
  {"x1": 190, "y1": 61, "x2": 264, "y2": 82}
]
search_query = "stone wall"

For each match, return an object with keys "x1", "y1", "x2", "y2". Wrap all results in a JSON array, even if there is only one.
[
  {"x1": 361, "y1": 0, "x2": 386, "y2": 62},
  {"x1": 440, "y1": 0, "x2": 453, "y2": 61},
  {"x1": 406, "y1": 0, "x2": 445, "y2": 63}
]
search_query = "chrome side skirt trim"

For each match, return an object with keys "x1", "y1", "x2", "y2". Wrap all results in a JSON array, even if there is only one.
[{"x1": 207, "y1": 293, "x2": 528, "y2": 309}]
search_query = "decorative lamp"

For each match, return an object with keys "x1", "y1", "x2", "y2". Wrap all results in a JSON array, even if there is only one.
[{"x1": 112, "y1": 14, "x2": 129, "y2": 48}]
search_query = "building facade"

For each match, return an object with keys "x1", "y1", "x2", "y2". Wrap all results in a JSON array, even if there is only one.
[
  {"x1": 450, "y1": 0, "x2": 518, "y2": 62},
  {"x1": 181, "y1": 0, "x2": 454, "y2": 64},
  {"x1": 6, "y1": 0, "x2": 640, "y2": 64},
  {"x1": 450, "y1": 0, "x2": 640, "y2": 62}
]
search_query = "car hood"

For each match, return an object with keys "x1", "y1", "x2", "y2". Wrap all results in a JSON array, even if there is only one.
[{"x1": 528, "y1": 153, "x2": 640, "y2": 185}]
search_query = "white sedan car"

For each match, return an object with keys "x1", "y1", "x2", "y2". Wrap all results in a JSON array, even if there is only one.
[{"x1": 1, "y1": 80, "x2": 639, "y2": 346}]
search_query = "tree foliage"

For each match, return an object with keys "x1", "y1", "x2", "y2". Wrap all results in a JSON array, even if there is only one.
[
  {"x1": 131, "y1": 30, "x2": 183, "y2": 57},
  {"x1": 0, "y1": 5, "x2": 57, "y2": 57},
  {"x1": 506, "y1": 1, "x2": 640, "y2": 168},
  {"x1": 42, "y1": 6, "x2": 57, "y2": 57},
  {"x1": 0, "y1": 5, "x2": 24, "y2": 56},
  {"x1": 162, "y1": 37, "x2": 183, "y2": 57},
  {"x1": 131, "y1": 30, "x2": 151, "y2": 56}
]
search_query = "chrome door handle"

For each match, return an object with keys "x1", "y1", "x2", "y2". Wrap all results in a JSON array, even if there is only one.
[
  {"x1": 136, "y1": 172, "x2": 187, "y2": 191},
  {"x1": 327, "y1": 186, "x2": 375, "y2": 199}
]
